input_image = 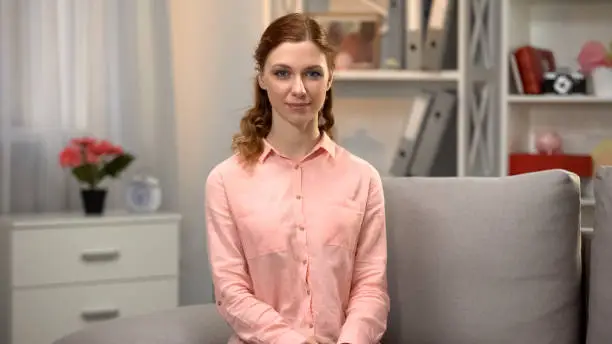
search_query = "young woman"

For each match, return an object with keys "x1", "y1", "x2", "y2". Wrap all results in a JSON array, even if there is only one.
[{"x1": 205, "y1": 12, "x2": 389, "y2": 344}]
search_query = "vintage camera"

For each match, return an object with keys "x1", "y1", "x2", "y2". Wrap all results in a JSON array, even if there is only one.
[{"x1": 542, "y1": 71, "x2": 587, "y2": 95}]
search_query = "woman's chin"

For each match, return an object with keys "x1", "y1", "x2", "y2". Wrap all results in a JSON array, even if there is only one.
[
  {"x1": 284, "y1": 106, "x2": 315, "y2": 118},
  {"x1": 283, "y1": 112, "x2": 317, "y2": 127},
  {"x1": 285, "y1": 104, "x2": 311, "y2": 113}
]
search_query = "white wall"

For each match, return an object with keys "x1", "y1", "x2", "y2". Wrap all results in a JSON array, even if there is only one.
[{"x1": 169, "y1": 0, "x2": 263, "y2": 305}]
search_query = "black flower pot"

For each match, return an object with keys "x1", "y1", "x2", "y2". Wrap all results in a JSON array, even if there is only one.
[{"x1": 80, "y1": 189, "x2": 107, "y2": 215}]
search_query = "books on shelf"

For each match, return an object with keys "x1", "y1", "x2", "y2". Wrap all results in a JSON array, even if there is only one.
[
  {"x1": 509, "y1": 45, "x2": 556, "y2": 95},
  {"x1": 509, "y1": 45, "x2": 593, "y2": 98}
]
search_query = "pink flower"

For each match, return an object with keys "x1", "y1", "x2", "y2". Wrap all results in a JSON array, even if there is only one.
[
  {"x1": 70, "y1": 137, "x2": 96, "y2": 147},
  {"x1": 90, "y1": 140, "x2": 124, "y2": 156},
  {"x1": 89, "y1": 140, "x2": 113, "y2": 155},
  {"x1": 85, "y1": 148, "x2": 100, "y2": 164},
  {"x1": 59, "y1": 146, "x2": 82, "y2": 168},
  {"x1": 577, "y1": 40, "x2": 609, "y2": 74},
  {"x1": 108, "y1": 145, "x2": 123, "y2": 155}
]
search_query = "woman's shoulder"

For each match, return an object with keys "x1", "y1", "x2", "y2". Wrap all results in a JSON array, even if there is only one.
[
  {"x1": 334, "y1": 145, "x2": 381, "y2": 180},
  {"x1": 206, "y1": 154, "x2": 245, "y2": 185}
]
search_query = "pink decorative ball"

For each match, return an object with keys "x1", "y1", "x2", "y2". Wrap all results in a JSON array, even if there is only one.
[{"x1": 535, "y1": 131, "x2": 563, "y2": 155}]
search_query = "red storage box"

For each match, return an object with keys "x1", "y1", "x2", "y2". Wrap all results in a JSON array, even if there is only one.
[{"x1": 509, "y1": 153, "x2": 593, "y2": 177}]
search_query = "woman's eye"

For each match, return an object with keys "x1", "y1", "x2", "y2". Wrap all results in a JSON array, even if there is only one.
[
  {"x1": 305, "y1": 70, "x2": 322, "y2": 78},
  {"x1": 274, "y1": 70, "x2": 290, "y2": 78}
]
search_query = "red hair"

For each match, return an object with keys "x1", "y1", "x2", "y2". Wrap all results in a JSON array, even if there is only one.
[{"x1": 231, "y1": 13, "x2": 337, "y2": 166}]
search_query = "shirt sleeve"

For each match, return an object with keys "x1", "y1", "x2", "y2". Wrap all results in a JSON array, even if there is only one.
[
  {"x1": 205, "y1": 167, "x2": 307, "y2": 344},
  {"x1": 337, "y1": 168, "x2": 391, "y2": 344}
]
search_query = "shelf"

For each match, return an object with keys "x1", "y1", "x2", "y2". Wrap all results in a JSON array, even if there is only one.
[
  {"x1": 581, "y1": 198, "x2": 595, "y2": 206},
  {"x1": 581, "y1": 227, "x2": 594, "y2": 234},
  {"x1": 513, "y1": 0, "x2": 608, "y2": 3},
  {"x1": 508, "y1": 95, "x2": 612, "y2": 104},
  {"x1": 333, "y1": 70, "x2": 459, "y2": 82},
  {"x1": 499, "y1": 0, "x2": 612, "y2": 179}
]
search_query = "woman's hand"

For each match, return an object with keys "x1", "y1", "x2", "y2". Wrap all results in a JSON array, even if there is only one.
[
  {"x1": 303, "y1": 335, "x2": 336, "y2": 344},
  {"x1": 303, "y1": 336, "x2": 318, "y2": 344}
]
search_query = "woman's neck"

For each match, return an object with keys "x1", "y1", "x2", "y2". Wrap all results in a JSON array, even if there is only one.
[{"x1": 266, "y1": 114, "x2": 321, "y2": 161}]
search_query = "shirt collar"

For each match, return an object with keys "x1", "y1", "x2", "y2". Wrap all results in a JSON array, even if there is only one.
[{"x1": 259, "y1": 131, "x2": 336, "y2": 163}]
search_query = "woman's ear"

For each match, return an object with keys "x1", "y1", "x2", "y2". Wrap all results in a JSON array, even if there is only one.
[
  {"x1": 257, "y1": 73, "x2": 266, "y2": 90},
  {"x1": 326, "y1": 71, "x2": 334, "y2": 91}
]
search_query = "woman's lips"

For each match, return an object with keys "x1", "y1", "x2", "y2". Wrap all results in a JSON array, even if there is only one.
[{"x1": 286, "y1": 103, "x2": 310, "y2": 110}]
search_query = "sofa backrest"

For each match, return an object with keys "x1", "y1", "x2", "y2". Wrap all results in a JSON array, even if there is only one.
[{"x1": 382, "y1": 169, "x2": 583, "y2": 344}]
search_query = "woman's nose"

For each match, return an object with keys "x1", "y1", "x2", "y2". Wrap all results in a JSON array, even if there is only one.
[{"x1": 291, "y1": 76, "x2": 306, "y2": 95}]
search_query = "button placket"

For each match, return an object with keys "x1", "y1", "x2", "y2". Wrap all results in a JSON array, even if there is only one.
[
  {"x1": 292, "y1": 161, "x2": 312, "y2": 327},
  {"x1": 293, "y1": 163, "x2": 305, "y2": 234},
  {"x1": 292, "y1": 162, "x2": 308, "y2": 262}
]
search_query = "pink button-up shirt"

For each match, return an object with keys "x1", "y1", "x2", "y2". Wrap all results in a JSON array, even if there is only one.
[{"x1": 205, "y1": 133, "x2": 389, "y2": 344}]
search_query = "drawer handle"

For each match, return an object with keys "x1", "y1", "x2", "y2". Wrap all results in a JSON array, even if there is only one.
[
  {"x1": 80, "y1": 248, "x2": 120, "y2": 262},
  {"x1": 81, "y1": 307, "x2": 120, "y2": 321}
]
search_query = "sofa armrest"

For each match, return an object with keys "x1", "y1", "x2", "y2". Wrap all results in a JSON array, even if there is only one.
[
  {"x1": 587, "y1": 166, "x2": 612, "y2": 343},
  {"x1": 53, "y1": 304, "x2": 232, "y2": 344}
]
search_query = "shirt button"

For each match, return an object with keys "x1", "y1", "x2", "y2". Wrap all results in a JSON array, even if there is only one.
[
  {"x1": 296, "y1": 195, "x2": 302, "y2": 200},
  {"x1": 298, "y1": 226, "x2": 304, "y2": 231},
  {"x1": 306, "y1": 289, "x2": 311, "y2": 295},
  {"x1": 293, "y1": 164, "x2": 299, "y2": 170},
  {"x1": 309, "y1": 323, "x2": 314, "y2": 328},
  {"x1": 302, "y1": 259, "x2": 307, "y2": 265}
]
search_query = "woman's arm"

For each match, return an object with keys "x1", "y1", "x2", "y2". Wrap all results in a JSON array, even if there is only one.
[
  {"x1": 337, "y1": 168, "x2": 391, "y2": 344},
  {"x1": 205, "y1": 167, "x2": 308, "y2": 344}
]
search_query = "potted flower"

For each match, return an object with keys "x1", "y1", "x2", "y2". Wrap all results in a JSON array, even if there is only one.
[
  {"x1": 577, "y1": 40, "x2": 612, "y2": 97},
  {"x1": 59, "y1": 137, "x2": 135, "y2": 215}
]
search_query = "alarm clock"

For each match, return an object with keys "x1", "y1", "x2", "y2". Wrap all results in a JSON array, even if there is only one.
[
  {"x1": 542, "y1": 71, "x2": 587, "y2": 95},
  {"x1": 126, "y1": 174, "x2": 162, "y2": 213}
]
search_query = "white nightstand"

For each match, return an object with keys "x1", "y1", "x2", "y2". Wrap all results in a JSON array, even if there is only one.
[{"x1": 0, "y1": 211, "x2": 181, "y2": 344}]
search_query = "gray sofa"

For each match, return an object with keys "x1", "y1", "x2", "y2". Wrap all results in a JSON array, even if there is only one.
[{"x1": 54, "y1": 168, "x2": 612, "y2": 344}]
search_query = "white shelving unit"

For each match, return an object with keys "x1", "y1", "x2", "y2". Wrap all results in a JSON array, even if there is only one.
[
  {"x1": 500, "y1": 0, "x2": 612, "y2": 221},
  {"x1": 333, "y1": 69, "x2": 460, "y2": 82},
  {"x1": 508, "y1": 95, "x2": 612, "y2": 105},
  {"x1": 261, "y1": 0, "x2": 500, "y2": 177}
]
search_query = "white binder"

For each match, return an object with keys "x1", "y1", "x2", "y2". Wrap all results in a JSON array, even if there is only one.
[
  {"x1": 380, "y1": 0, "x2": 406, "y2": 69},
  {"x1": 422, "y1": 0, "x2": 456, "y2": 70},
  {"x1": 405, "y1": 0, "x2": 423, "y2": 70},
  {"x1": 409, "y1": 91, "x2": 457, "y2": 176},
  {"x1": 389, "y1": 92, "x2": 434, "y2": 176}
]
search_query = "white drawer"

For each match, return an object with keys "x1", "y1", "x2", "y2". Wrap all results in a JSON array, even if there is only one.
[
  {"x1": 12, "y1": 278, "x2": 177, "y2": 344},
  {"x1": 11, "y1": 223, "x2": 178, "y2": 287}
]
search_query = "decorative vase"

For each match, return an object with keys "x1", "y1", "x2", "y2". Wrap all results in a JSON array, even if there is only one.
[{"x1": 80, "y1": 189, "x2": 107, "y2": 215}]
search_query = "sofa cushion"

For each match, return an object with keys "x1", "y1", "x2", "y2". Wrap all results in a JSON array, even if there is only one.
[
  {"x1": 53, "y1": 304, "x2": 232, "y2": 344},
  {"x1": 587, "y1": 166, "x2": 612, "y2": 344},
  {"x1": 382, "y1": 169, "x2": 582, "y2": 344}
]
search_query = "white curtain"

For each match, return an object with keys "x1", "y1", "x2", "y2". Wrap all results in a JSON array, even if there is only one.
[{"x1": 0, "y1": 0, "x2": 178, "y2": 214}]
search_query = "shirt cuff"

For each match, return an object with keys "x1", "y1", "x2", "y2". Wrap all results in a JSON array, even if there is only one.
[
  {"x1": 337, "y1": 325, "x2": 370, "y2": 344},
  {"x1": 274, "y1": 329, "x2": 308, "y2": 344}
]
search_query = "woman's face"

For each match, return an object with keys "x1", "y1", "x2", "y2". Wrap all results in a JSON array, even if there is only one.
[{"x1": 258, "y1": 41, "x2": 332, "y2": 130}]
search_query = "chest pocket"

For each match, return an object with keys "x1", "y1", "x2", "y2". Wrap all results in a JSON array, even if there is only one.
[
  {"x1": 234, "y1": 210, "x2": 290, "y2": 260},
  {"x1": 309, "y1": 200, "x2": 365, "y2": 253}
]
